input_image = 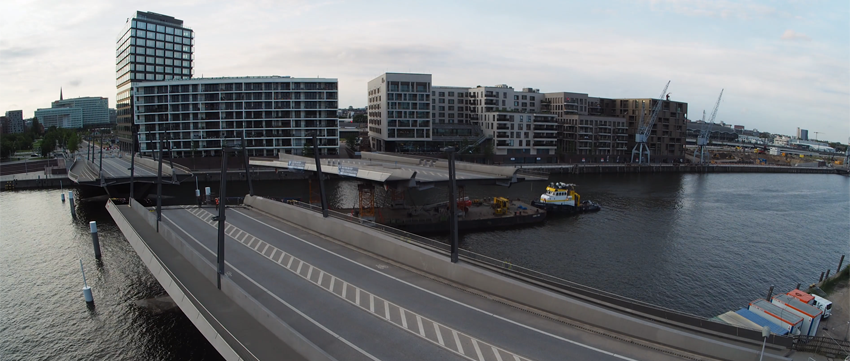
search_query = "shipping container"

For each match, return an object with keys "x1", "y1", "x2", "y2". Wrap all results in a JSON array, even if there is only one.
[
  {"x1": 733, "y1": 309, "x2": 789, "y2": 335},
  {"x1": 748, "y1": 299, "x2": 803, "y2": 335},
  {"x1": 786, "y1": 289, "x2": 814, "y2": 305},
  {"x1": 771, "y1": 294, "x2": 822, "y2": 337}
]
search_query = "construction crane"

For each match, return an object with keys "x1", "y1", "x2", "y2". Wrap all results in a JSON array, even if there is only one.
[
  {"x1": 696, "y1": 89, "x2": 724, "y2": 164},
  {"x1": 631, "y1": 81, "x2": 671, "y2": 164}
]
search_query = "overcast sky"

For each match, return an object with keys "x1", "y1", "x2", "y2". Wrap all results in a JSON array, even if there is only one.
[{"x1": 1, "y1": 0, "x2": 847, "y2": 142}]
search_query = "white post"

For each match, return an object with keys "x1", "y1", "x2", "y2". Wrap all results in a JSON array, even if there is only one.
[{"x1": 80, "y1": 259, "x2": 93, "y2": 303}]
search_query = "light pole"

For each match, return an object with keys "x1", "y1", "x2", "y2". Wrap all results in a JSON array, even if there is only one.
[
  {"x1": 443, "y1": 146, "x2": 459, "y2": 263},
  {"x1": 759, "y1": 325, "x2": 770, "y2": 361}
]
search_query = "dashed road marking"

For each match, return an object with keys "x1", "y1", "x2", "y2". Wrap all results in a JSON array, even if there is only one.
[{"x1": 179, "y1": 206, "x2": 535, "y2": 361}]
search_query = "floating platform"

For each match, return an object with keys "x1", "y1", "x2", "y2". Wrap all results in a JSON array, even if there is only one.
[{"x1": 340, "y1": 199, "x2": 546, "y2": 234}]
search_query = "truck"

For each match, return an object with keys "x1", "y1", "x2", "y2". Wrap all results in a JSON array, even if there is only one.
[
  {"x1": 771, "y1": 294, "x2": 822, "y2": 337},
  {"x1": 811, "y1": 294, "x2": 833, "y2": 319}
]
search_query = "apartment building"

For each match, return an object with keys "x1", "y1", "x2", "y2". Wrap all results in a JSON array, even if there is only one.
[
  {"x1": 132, "y1": 76, "x2": 339, "y2": 158},
  {"x1": 431, "y1": 86, "x2": 478, "y2": 143},
  {"x1": 366, "y1": 73, "x2": 432, "y2": 152},
  {"x1": 5, "y1": 110, "x2": 24, "y2": 134},
  {"x1": 543, "y1": 92, "x2": 628, "y2": 161},
  {"x1": 613, "y1": 98, "x2": 688, "y2": 160}
]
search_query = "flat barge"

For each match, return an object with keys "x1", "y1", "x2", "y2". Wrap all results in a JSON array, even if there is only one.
[{"x1": 341, "y1": 198, "x2": 546, "y2": 234}]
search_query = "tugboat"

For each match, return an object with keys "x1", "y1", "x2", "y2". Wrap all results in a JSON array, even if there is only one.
[{"x1": 531, "y1": 182, "x2": 601, "y2": 214}]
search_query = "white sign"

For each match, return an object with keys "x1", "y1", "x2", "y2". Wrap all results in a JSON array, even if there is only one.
[
  {"x1": 338, "y1": 165, "x2": 358, "y2": 177},
  {"x1": 288, "y1": 160, "x2": 306, "y2": 170}
]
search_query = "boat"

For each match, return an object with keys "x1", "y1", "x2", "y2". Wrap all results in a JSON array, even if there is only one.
[
  {"x1": 530, "y1": 182, "x2": 601, "y2": 214},
  {"x1": 343, "y1": 197, "x2": 546, "y2": 234}
]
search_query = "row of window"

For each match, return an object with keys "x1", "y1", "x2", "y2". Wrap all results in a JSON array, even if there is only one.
[{"x1": 133, "y1": 20, "x2": 193, "y2": 37}]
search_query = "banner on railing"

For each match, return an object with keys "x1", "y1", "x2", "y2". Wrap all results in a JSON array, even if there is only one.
[
  {"x1": 338, "y1": 165, "x2": 358, "y2": 177},
  {"x1": 288, "y1": 160, "x2": 306, "y2": 170}
]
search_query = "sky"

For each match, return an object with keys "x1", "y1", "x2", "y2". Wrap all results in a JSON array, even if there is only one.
[{"x1": 1, "y1": 0, "x2": 848, "y2": 143}]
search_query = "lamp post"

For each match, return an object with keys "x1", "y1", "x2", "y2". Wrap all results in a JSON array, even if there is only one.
[
  {"x1": 759, "y1": 325, "x2": 770, "y2": 361},
  {"x1": 443, "y1": 146, "x2": 459, "y2": 263}
]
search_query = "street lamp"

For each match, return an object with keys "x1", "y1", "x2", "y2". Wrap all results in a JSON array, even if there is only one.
[
  {"x1": 442, "y1": 146, "x2": 459, "y2": 263},
  {"x1": 759, "y1": 325, "x2": 770, "y2": 361}
]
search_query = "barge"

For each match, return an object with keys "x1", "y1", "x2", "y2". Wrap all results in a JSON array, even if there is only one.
[{"x1": 343, "y1": 197, "x2": 546, "y2": 234}]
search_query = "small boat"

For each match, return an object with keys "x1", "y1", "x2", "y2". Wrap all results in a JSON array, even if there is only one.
[{"x1": 531, "y1": 182, "x2": 601, "y2": 214}]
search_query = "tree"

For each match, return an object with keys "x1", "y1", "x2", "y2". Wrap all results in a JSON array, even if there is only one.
[
  {"x1": 302, "y1": 140, "x2": 314, "y2": 157},
  {"x1": 353, "y1": 114, "x2": 367, "y2": 124},
  {"x1": 30, "y1": 117, "x2": 41, "y2": 137},
  {"x1": 67, "y1": 133, "x2": 80, "y2": 153}
]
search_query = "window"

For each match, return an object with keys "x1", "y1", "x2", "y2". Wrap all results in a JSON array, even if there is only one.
[
  {"x1": 146, "y1": 23, "x2": 155, "y2": 31},
  {"x1": 448, "y1": 92, "x2": 454, "y2": 96}
]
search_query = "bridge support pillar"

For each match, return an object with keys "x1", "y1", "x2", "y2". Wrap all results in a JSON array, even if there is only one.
[{"x1": 90, "y1": 221, "x2": 102, "y2": 260}]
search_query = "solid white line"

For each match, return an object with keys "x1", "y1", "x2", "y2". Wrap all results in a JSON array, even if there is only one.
[
  {"x1": 161, "y1": 214, "x2": 380, "y2": 361},
  {"x1": 232, "y1": 208, "x2": 639, "y2": 360},
  {"x1": 434, "y1": 323, "x2": 445, "y2": 346}
]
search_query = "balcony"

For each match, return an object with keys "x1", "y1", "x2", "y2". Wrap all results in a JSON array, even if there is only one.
[
  {"x1": 533, "y1": 125, "x2": 557, "y2": 131},
  {"x1": 533, "y1": 141, "x2": 557, "y2": 147},
  {"x1": 496, "y1": 124, "x2": 509, "y2": 130}
]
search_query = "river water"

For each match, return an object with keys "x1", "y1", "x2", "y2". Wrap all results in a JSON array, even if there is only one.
[{"x1": 1, "y1": 173, "x2": 847, "y2": 359}]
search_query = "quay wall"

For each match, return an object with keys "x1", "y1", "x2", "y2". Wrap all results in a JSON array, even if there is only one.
[
  {"x1": 519, "y1": 163, "x2": 844, "y2": 174},
  {"x1": 244, "y1": 195, "x2": 790, "y2": 361}
]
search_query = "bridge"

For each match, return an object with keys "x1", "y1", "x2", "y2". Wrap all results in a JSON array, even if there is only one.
[
  {"x1": 68, "y1": 142, "x2": 193, "y2": 198},
  {"x1": 107, "y1": 195, "x2": 799, "y2": 361}
]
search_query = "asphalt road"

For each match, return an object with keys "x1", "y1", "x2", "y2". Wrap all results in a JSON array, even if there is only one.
[{"x1": 160, "y1": 205, "x2": 690, "y2": 361}]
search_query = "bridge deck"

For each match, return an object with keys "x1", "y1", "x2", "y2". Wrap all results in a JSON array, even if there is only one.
[{"x1": 155, "y1": 204, "x2": 686, "y2": 361}]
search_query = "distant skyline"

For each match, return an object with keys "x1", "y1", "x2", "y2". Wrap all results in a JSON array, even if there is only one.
[{"x1": 1, "y1": 0, "x2": 847, "y2": 142}]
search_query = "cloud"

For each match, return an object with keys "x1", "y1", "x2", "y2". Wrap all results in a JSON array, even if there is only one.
[
  {"x1": 780, "y1": 29, "x2": 811, "y2": 41},
  {"x1": 647, "y1": 0, "x2": 777, "y2": 19},
  {"x1": 69, "y1": 80, "x2": 82, "y2": 87},
  {"x1": 0, "y1": 46, "x2": 42, "y2": 63}
]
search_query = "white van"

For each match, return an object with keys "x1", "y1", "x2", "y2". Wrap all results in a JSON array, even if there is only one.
[{"x1": 810, "y1": 294, "x2": 833, "y2": 319}]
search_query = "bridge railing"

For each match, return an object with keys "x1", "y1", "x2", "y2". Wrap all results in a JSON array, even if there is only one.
[{"x1": 276, "y1": 199, "x2": 793, "y2": 348}]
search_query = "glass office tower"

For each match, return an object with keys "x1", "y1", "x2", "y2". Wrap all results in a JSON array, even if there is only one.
[{"x1": 116, "y1": 11, "x2": 193, "y2": 152}]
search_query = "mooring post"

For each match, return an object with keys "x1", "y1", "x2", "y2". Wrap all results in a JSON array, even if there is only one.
[
  {"x1": 819, "y1": 272, "x2": 825, "y2": 282},
  {"x1": 824, "y1": 269, "x2": 831, "y2": 280},
  {"x1": 68, "y1": 191, "x2": 76, "y2": 219},
  {"x1": 765, "y1": 285, "x2": 774, "y2": 301},
  {"x1": 61, "y1": 192, "x2": 65, "y2": 202},
  {"x1": 80, "y1": 259, "x2": 93, "y2": 304},
  {"x1": 838, "y1": 255, "x2": 845, "y2": 274},
  {"x1": 89, "y1": 221, "x2": 102, "y2": 259},
  {"x1": 795, "y1": 283, "x2": 801, "y2": 290}
]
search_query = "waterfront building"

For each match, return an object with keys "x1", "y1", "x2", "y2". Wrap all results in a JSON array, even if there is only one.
[
  {"x1": 51, "y1": 97, "x2": 110, "y2": 127},
  {"x1": 116, "y1": 11, "x2": 194, "y2": 152},
  {"x1": 34, "y1": 106, "x2": 83, "y2": 129},
  {"x1": 5, "y1": 110, "x2": 24, "y2": 134},
  {"x1": 368, "y1": 72, "x2": 688, "y2": 163},
  {"x1": 132, "y1": 76, "x2": 339, "y2": 158}
]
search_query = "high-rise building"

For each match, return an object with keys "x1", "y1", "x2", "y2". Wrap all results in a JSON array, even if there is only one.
[
  {"x1": 116, "y1": 11, "x2": 193, "y2": 152},
  {"x1": 796, "y1": 127, "x2": 808, "y2": 141},
  {"x1": 132, "y1": 76, "x2": 339, "y2": 158},
  {"x1": 52, "y1": 97, "x2": 110, "y2": 127},
  {"x1": 34, "y1": 106, "x2": 83, "y2": 129},
  {"x1": 5, "y1": 110, "x2": 24, "y2": 134}
]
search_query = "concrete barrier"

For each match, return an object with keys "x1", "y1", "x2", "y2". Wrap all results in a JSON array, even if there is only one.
[
  {"x1": 109, "y1": 200, "x2": 242, "y2": 361},
  {"x1": 136, "y1": 202, "x2": 334, "y2": 361},
  {"x1": 244, "y1": 195, "x2": 790, "y2": 361}
]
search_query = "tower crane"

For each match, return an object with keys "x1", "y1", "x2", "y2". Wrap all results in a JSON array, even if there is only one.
[
  {"x1": 631, "y1": 81, "x2": 670, "y2": 164},
  {"x1": 696, "y1": 89, "x2": 724, "y2": 164}
]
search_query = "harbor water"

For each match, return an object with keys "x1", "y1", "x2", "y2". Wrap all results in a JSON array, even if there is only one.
[{"x1": 0, "y1": 173, "x2": 847, "y2": 359}]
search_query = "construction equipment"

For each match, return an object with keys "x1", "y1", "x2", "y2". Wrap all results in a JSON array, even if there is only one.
[
  {"x1": 696, "y1": 89, "x2": 724, "y2": 164},
  {"x1": 631, "y1": 81, "x2": 671, "y2": 164},
  {"x1": 493, "y1": 197, "x2": 510, "y2": 215}
]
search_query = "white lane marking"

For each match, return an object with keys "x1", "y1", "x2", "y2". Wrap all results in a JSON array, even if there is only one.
[
  {"x1": 317, "y1": 271, "x2": 324, "y2": 287},
  {"x1": 472, "y1": 339, "x2": 485, "y2": 361},
  {"x1": 306, "y1": 265, "x2": 313, "y2": 281},
  {"x1": 161, "y1": 213, "x2": 379, "y2": 361},
  {"x1": 342, "y1": 282, "x2": 347, "y2": 299},
  {"x1": 416, "y1": 315, "x2": 425, "y2": 337},
  {"x1": 400, "y1": 308, "x2": 407, "y2": 329},
  {"x1": 287, "y1": 255, "x2": 294, "y2": 268},
  {"x1": 434, "y1": 323, "x2": 445, "y2": 346},
  {"x1": 296, "y1": 260, "x2": 303, "y2": 274},
  {"x1": 453, "y1": 330, "x2": 464, "y2": 355},
  {"x1": 493, "y1": 347, "x2": 504, "y2": 361},
  {"x1": 384, "y1": 299, "x2": 390, "y2": 320},
  {"x1": 269, "y1": 249, "x2": 278, "y2": 261},
  {"x1": 369, "y1": 294, "x2": 374, "y2": 313},
  {"x1": 232, "y1": 208, "x2": 639, "y2": 361},
  {"x1": 355, "y1": 288, "x2": 360, "y2": 307},
  {"x1": 329, "y1": 276, "x2": 335, "y2": 293}
]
